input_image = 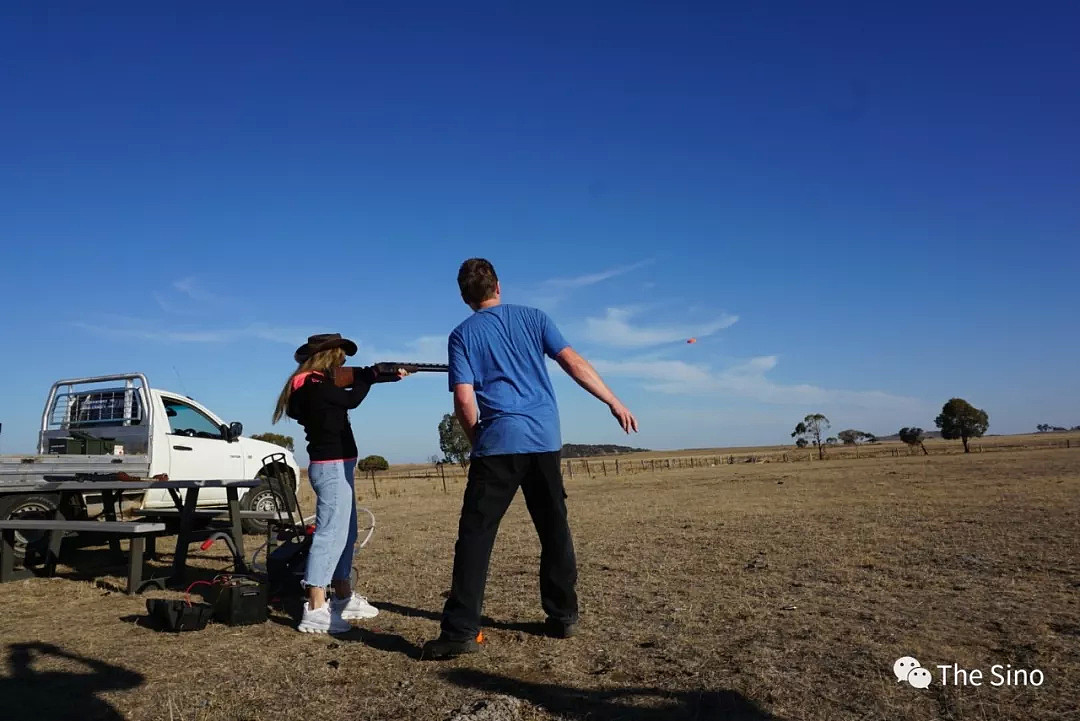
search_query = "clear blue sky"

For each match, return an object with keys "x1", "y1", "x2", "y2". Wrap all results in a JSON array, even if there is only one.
[{"x1": 2, "y1": 2, "x2": 1077, "y2": 464}]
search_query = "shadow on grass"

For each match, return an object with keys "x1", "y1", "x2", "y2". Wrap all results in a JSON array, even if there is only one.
[
  {"x1": 262, "y1": 601, "x2": 424, "y2": 658},
  {"x1": 372, "y1": 601, "x2": 550, "y2": 637},
  {"x1": 444, "y1": 669, "x2": 782, "y2": 721},
  {"x1": 35, "y1": 540, "x2": 244, "y2": 595},
  {"x1": 1, "y1": 642, "x2": 144, "y2": 721}
]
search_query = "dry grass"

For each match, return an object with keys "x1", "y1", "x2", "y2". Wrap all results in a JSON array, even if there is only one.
[{"x1": 1, "y1": 448, "x2": 1078, "y2": 720}]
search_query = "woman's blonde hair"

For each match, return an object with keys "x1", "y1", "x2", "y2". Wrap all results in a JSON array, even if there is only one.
[{"x1": 272, "y1": 347, "x2": 347, "y2": 424}]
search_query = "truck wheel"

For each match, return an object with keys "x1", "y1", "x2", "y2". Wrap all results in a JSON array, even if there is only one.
[
  {"x1": 240, "y1": 470, "x2": 296, "y2": 535},
  {"x1": 0, "y1": 494, "x2": 63, "y2": 561}
]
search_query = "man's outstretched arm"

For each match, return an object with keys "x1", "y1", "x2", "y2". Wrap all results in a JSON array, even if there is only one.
[
  {"x1": 453, "y1": 383, "x2": 479, "y2": 446},
  {"x1": 554, "y1": 347, "x2": 638, "y2": 433}
]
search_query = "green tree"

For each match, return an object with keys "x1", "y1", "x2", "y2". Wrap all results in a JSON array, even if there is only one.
[
  {"x1": 250, "y1": 432, "x2": 294, "y2": 452},
  {"x1": 792, "y1": 414, "x2": 830, "y2": 459},
  {"x1": 837, "y1": 429, "x2": 871, "y2": 445},
  {"x1": 795, "y1": 438, "x2": 809, "y2": 449},
  {"x1": 357, "y1": 455, "x2": 389, "y2": 474},
  {"x1": 438, "y1": 413, "x2": 472, "y2": 470},
  {"x1": 826, "y1": 437, "x2": 838, "y2": 445},
  {"x1": 934, "y1": 398, "x2": 989, "y2": 453},
  {"x1": 899, "y1": 427, "x2": 928, "y2": 455}
]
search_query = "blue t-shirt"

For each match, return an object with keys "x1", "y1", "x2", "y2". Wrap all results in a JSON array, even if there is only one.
[{"x1": 447, "y1": 303, "x2": 570, "y2": 457}]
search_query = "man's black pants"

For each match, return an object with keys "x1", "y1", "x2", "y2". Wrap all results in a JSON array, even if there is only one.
[{"x1": 440, "y1": 451, "x2": 578, "y2": 641}]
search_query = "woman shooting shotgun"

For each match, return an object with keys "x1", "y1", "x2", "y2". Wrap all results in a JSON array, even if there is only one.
[{"x1": 272, "y1": 333, "x2": 411, "y2": 634}]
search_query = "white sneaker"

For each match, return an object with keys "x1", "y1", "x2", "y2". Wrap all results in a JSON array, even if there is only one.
[
  {"x1": 331, "y1": 593, "x2": 379, "y2": 620},
  {"x1": 298, "y1": 602, "x2": 351, "y2": 634}
]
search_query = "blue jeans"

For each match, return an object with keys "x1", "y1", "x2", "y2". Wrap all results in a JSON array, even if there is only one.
[{"x1": 302, "y1": 459, "x2": 358, "y2": 588}]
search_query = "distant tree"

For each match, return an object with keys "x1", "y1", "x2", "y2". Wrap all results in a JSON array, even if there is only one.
[
  {"x1": 357, "y1": 455, "x2": 389, "y2": 475},
  {"x1": 826, "y1": 437, "x2": 838, "y2": 445},
  {"x1": 792, "y1": 414, "x2": 830, "y2": 460},
  {"x1": 865, "y1": 434, "x2": 879, "y2": 443},
  {"x1": 438, "y1": 413, "x2": 472, "y2": 470},
  {"x1": 899, "y1": 427, "x2": 929, "y2": 455},
  {"x1": 934, "y1": 398, "x2": 989, "y2": 453},
  {"x1": 250, "y1": 432, "x2": 294, "y2": 452},
  {"x1": 795, "y1": 438, "x2": 808, "y2": 448},
  {"x1": 837, "y1": 429, "x2": 871, "y2": 445},
  {"x1": 428, "y1": 454, "x2": 441, "y2": 465},
  {"x1": 1037, "y1": 424, "x2": 1049, "y2": 433}
]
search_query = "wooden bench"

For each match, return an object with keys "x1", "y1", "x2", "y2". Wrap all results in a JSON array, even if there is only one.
[
  {"x1": 0, "y1": 520, "x2": 167, "y2": 595},
  {"x1": 133, "y1": 509, "x2": 280, "y2": 555}
]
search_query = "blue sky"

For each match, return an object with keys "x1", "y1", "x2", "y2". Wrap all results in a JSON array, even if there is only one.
[{"x1": 2, "y1": 2, "x2": 1078, "y2": 464}]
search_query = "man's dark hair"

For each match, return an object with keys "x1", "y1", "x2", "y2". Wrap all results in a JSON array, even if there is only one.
[{"x1": 458, "y1": 258, "x2": 499, "y2": 306}]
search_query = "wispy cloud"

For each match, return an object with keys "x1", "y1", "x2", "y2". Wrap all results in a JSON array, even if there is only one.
[
  {"x1": 173, "y1": 277, "x2": 231, "y2": 305},
  {"x1": 590, "y1": 355, "x2": 926, "y2": 412},
  {"x1": 522, "y1": 260, "x2": 653, "y2": 309},
  {"x1": 151, "y1": 277, "x2": 235, "y2": 316},
  {"x1": 74, "y1": 320, "x2": 308, "y2": 346},
  {"x1": 584, "y1": 307, "x2": 738, "y2": 348},
  {"x1": 353, "y1": 335, "x2": 448, "y2": 365}
]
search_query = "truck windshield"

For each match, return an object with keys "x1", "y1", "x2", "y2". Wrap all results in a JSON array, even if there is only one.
[{"x1": 162, "y1": 398, "x2": 224, "y2": 440}]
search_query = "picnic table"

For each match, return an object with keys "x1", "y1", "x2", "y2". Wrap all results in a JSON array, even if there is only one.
[{"x1": 0, "y1": 476, "x2": 262, "y2": 593}]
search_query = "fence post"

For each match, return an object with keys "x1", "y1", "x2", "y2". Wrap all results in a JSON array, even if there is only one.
[
  {"x1": 440, "y1": 463, "x2": 447, "y2": 494},
  {"x1": 666, "y1": 459, "x2": 671, "y2": 470},
  {"x1": 371, "y1": 470, "x2": 379, "y2": 499},
  {"x1": 641, "y1": 460, "x2": 646, "y2": 471},
  {"x1": 584, "y1": 460, "x2": 591, "y2": 475},
  {"x1": 602, "y1": 461, "x2": 607, "y2": 476},
  {"x1": 567, "y1": 461, "x2": 573, "y2": 479},
  {"x1": 615, "y1": 459, "x2": 620, "y2": 475}
]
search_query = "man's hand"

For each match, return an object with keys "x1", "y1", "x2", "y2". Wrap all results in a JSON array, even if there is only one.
[{"x1": 609, "y1": 400, "x2": 638, "y2": 433}]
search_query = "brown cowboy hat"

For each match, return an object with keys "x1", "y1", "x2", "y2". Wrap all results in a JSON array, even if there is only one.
[{"x1": 294, "y1": 333, "x2": 358, "y2": 364}]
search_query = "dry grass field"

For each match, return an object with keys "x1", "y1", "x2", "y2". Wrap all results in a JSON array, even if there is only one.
[{"x1": 1, "y1": 444, "x2": 1077, "y2": 720}]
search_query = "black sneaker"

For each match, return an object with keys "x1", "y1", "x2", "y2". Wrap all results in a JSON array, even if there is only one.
[
  {"x1": 420, "y1": 636, "x2": 481, "y2": 660},
  {"x1": 544, "y1": 618, "x2": 578, "y2": 638}
]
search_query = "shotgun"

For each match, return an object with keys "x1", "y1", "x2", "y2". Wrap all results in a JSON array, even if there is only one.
[{"x1": 331, "y1": 363, "x2": 449, "y2": 387}]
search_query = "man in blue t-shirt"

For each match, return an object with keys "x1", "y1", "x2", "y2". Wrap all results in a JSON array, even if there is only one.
[{"x1": 422, "y1": 258, "x2": 638, "y2": 660}]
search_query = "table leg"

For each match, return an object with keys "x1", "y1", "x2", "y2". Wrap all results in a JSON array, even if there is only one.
[
  {"x1": 128, "y1": 537, "x2": 145, "y2": 595},
  {"x1": 44, "y1": 491, "x2": 72, "y2": 575},
  {"x1": 102, "y1": 490, "x2": 124, "y2": 562},
  {"x1": 227, "y1": 487, "x2": 247, "y2": 572},
  {"x1": 170, "y1": 488, "x2": 200, "y2": 585},
  {"x1": 1, "y1": 530, "x2": 15, "y2": 581}
]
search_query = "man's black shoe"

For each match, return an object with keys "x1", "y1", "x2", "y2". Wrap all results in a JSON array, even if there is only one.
[
  {"x1": 420, "y1": 636, "x2": 481, "y2": 660},
  {"x1": 544, "y1": 618, "x2": 578, "y2": 638}
]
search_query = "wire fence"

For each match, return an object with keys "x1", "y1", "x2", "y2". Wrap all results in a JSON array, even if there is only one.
[{"x1": 341, "y1": 436, "x2": 1077, "y2": 492}]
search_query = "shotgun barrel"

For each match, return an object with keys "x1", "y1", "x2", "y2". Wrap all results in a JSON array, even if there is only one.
[
  {"x1": 332, "y1": 363, "x2": 448, "y2": 387},
  {"x1": 378, "y1": 362, "x2": 449, "y2": 373}
]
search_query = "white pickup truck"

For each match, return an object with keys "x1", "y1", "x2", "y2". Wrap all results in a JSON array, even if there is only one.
[{"x1": 0, "y1": 373, "x2": 301, "y2": 552}]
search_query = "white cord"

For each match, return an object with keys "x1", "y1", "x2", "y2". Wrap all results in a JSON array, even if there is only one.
[{"x1": 248, "y1": 507, "x2": 375, "y2": 574}]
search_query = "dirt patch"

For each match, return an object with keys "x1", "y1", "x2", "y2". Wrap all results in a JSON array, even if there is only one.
[{"x1": 0, "y1": 448, "x2": 1077, "y2": 720}]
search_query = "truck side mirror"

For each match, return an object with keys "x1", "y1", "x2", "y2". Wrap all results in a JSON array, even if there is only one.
[{"x1": 229, "y1": 421, "x2": 243, "y2": 441}]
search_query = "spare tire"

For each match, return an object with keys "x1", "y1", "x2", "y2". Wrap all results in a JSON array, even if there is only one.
[
  {"x1": 0, "y1": 493, "x2": 63, "y2": 561},
  {"x1": 239, "y1": 470, "x2": 296, "y2": 535}
]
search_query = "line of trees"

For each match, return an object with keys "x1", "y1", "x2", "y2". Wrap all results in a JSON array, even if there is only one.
[
  {"x1": 250, "y1": 432, "x2": 294, "y2": 451},
  {"x1": 1036, "y1": 424, "x2": 1080, "y2": 432},
  {"x1": 792, "y1": 397, "x2": 991, "y2": 456}
]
